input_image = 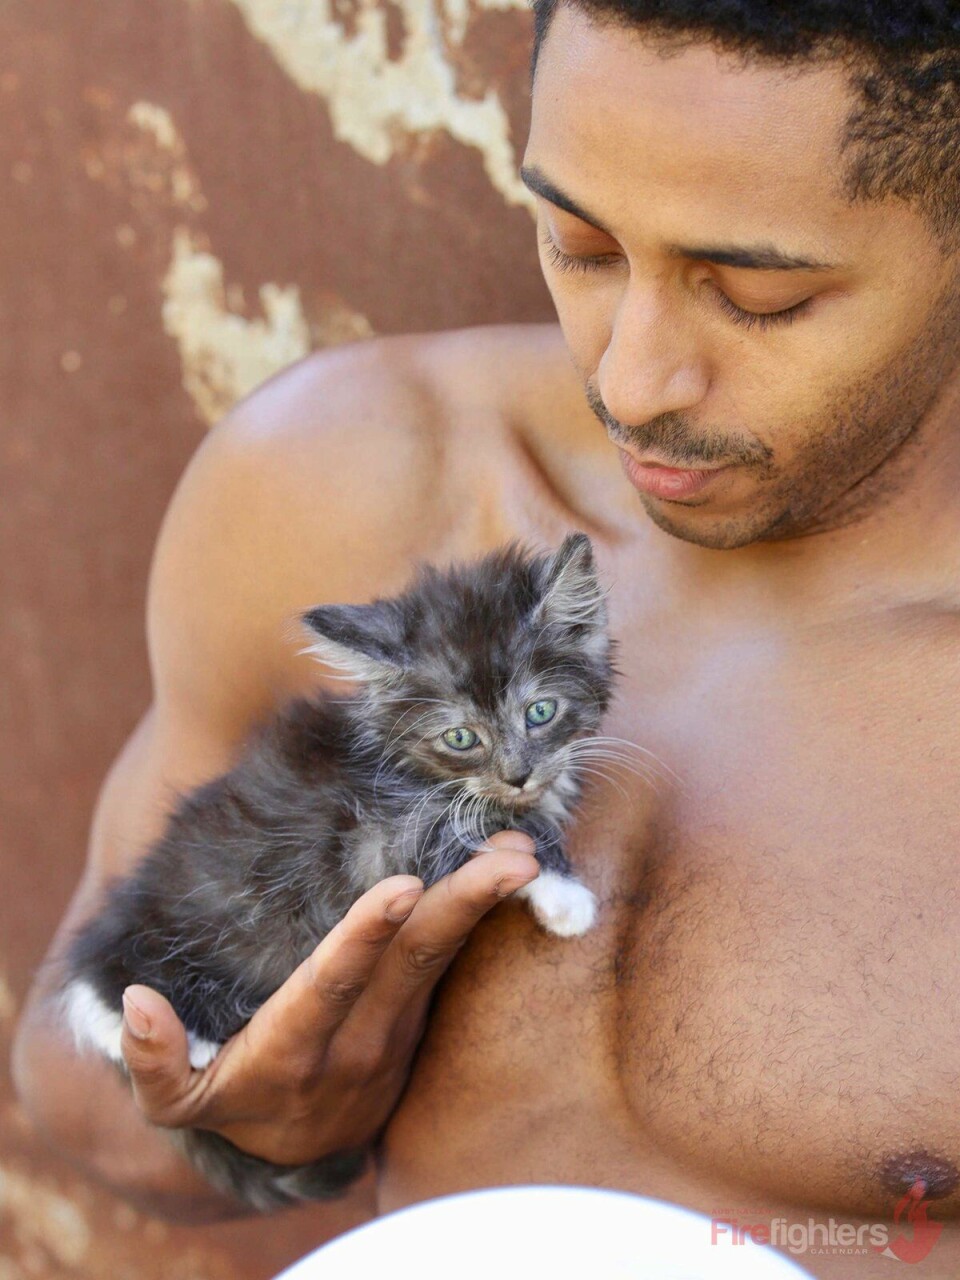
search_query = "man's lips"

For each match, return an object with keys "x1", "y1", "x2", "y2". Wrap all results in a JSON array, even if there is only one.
[{"x1": 617, "y1": 449, "x2": 728, "y2": 500}]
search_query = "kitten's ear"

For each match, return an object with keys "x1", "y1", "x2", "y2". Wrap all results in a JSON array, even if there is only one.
[
  {"x1": 535, "y1": 533, "x2": 607, "y2": 632},
  {"x1": 299, "y1": 602, "x2": 405, "y2": 683}
]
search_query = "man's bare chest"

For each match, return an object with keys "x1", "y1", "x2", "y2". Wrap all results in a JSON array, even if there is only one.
[{"x1": 387, "y1": 603, "x2": 960, "y2": 1222}]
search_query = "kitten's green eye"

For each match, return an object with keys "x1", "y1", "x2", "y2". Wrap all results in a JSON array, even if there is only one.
[
  {"x1": 443, "y1": 727, "x2": 479, "y2": 751},
  {"x1": 525, "y1": 699, "x2": 558, "y2": 727}
]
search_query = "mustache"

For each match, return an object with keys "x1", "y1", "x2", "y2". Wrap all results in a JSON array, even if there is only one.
[{"x1": 586, "y1": 383, "x2": 771, "y2": 468}]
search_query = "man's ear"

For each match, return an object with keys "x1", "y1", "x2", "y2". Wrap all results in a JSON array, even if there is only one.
[
  {"x1": 534, "y1": 532, "x2": 607, "y2": 632},
  {"x1": 298, "y1": 601, "x2": 406, "y2": 683}
]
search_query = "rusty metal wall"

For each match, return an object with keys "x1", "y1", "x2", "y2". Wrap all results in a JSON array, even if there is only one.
[{"x1": 0, "y1": 0, "x2": 553, "y2": 1274}]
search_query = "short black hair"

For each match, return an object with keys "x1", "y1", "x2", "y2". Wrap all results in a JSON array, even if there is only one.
[{"x1": 531, "y1": 0, "x2": 960, "y2": 246}]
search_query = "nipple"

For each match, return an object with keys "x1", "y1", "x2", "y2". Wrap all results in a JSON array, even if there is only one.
[{"x1": 877, "y1": 1150, "x2": 960, "y2": 1201}]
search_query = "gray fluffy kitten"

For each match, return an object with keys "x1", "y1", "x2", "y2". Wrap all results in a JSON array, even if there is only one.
[{"x1": 61, "y1": 533, "x2": 615, "y2": 1210}]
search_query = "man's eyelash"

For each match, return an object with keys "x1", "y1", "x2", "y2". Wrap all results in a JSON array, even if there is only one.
[
  {"x1": 541, "y1": 233, "x2": 813, "y2": 331},
  {"x1": 711, "y1": 288, "x2": 812, "y2": 331},
  {"x1": 542, "y1": 236, "x2": 618, "y2": 275}
]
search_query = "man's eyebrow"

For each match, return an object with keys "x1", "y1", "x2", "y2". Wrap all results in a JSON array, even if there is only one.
[
  {"x1": 521, "y1": 164, "x2": 614, "y2": 235},
  {"x1": 520, "y1": 163, "x2": 840, "y2": 273},
  {"x1": 668, "y1": 243, "x2": 839, "y2": 272}
]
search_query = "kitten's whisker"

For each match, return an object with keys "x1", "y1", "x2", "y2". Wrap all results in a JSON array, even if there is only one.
[
  {"x1": 401, "y1": 778, "x2": 464, "y2": 879},
  {"x1": 566, "y1": 762, "x2": 630, "y2": 803},
  {"x1": 375, "y1": 696, "x2": 448, "y2": 707},
  {"x1": 400, "y1": 780, "x2": 444, "y2": 841},
  {"x1": 565, "y1": 750, "x2": 667, "y2": 792},
  {"x1": 563, "y1": 737, "x2": 679, "y2": 785},
  {"x1": 402, "y1": 778, "x2": 459, "y2": 845},
  {"x1": 461, "y1": 788, "x2": 483, "y2": 848},
  {"x1": 575, "y1": 736, "x2": 684, "y2": 784},
  {"x1": 463, "y1": 790, "x2": 486, "y2": 849},
  {"x1": 431, "y1": 788, "x2": 469, "y2": 879},
  {"x1": 560, "y1": 741, "x2": 672, "y2": 792},
  {"x1": 565, "y1": 744, "x2": 658, "y2": 769},
  {"x1": 381, "y1": 702, "x2": 448, "y2": 746},
  {"x1": 379, "y1": 705, "x2": 443, "y2": 758},
  {"x1": 422, "y1": 778, "x2": 463, "y2": 860}
]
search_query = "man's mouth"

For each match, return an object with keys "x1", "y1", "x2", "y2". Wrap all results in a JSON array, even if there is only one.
[{"x1": 617, "y1": 449, "x2": 729, "y2": 500}]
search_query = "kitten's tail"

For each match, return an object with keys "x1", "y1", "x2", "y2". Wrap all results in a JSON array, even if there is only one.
[{"x1": 171, "y1": 1128, "x2": 369, "y2": 1212}]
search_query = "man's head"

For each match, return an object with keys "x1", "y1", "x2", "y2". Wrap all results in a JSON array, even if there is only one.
[{"x1": 524, "y1": 1, "x2": 960, "y2": 548}]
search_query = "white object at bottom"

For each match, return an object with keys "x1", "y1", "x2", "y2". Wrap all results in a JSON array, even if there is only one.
[{"x1": 273, "y1": 1184, "x2": 814, "y2": 1279}]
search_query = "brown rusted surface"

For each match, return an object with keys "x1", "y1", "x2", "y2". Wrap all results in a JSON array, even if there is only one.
[{"x1": 0, "y1": 0, "x2": 552, "y2": 1273}]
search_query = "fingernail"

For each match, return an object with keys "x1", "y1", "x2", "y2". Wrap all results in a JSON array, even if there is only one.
[
  {"x1": 496, "y1": 873, "x2": 537, "y2": 898},
  {"x1": 122, "y1": 991, "x2": 152, "y2": 1040},
  {"x1": 385, "y1": 888, "x2": 423, "y2": 923}
]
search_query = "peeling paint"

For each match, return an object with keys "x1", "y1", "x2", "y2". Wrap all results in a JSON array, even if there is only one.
[
  {"x1": 160, "y1": 230, "x2": 373, "y2": 424},
  {"x1": 161, "y1": 229, "x2": 372, "y2": 424},
  {"x1": 127, "y1": 101, "x2": 205, "y2": 212},
  {"x1": 161, "y1": 228, "x2": 312, "y2": 423},
  {"x1": 124, "y1": 105, "x2": 372, "y2": 423},
  {"x1": 227, "y1": 0, "x2": 535, "y2": 211},
  {"x1": 440, "y1": 0, "x2": 528, "y2": 41},
  {"x1": 127, "y1": 101, "x2": 178, "y2": 152},
  {"x1": 0, "y1": 1166, "x2": 92, "y2": 1269},
  {"x1": 311, "y1": 296, "x2": 377, "y2": 349}
]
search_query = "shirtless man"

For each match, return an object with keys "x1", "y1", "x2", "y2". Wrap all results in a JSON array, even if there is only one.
[{"x1": 12, "y1": 1, "x2": 960, "y2": 1275}]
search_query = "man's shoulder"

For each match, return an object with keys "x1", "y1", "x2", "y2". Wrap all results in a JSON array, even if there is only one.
[
  {"x1": 223, "y1": 322, "x2": 570, "y2": 459},
  {"x1": 198, "y1": 322, "x2": 572, "y2": 567},
  {"x1": 147, "y1": 324, "x2": 573, "y2": 716}
]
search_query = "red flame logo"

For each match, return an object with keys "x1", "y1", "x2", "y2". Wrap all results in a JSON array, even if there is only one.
[{"x1": 873, "y1": 1179, "x2": 944, "y2": 1264}]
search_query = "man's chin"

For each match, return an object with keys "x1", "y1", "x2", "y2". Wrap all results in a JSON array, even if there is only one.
[{"x1": 638, "y1": 493, "x2": 809, "y2": 550}]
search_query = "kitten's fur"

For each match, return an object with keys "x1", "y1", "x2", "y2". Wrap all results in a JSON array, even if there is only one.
[{"x1": 61, "y1": 533, "x2": 614, "y2": 1210}]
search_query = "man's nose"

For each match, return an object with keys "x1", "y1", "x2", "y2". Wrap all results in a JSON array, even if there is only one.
[{"x1": 597, "y1": 280, "x2": 709, "y2": 429}]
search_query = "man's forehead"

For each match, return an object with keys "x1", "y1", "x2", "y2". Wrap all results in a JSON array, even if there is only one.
[{"x1": 528, "y1": 5, "x2": 857, "y2": 238}]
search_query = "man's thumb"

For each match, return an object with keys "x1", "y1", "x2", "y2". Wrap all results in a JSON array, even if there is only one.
[{"x1": 121, "y1": 985, "x2": 197, "y2": 1127}]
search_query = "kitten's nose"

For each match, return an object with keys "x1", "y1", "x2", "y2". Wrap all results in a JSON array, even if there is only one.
[{"x1": 504, "y1": 770, "x2": 531, "y2": 789}]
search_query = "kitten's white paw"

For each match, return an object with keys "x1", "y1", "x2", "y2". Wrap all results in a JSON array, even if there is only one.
[
  {"x1": 517, "y1": 871, "x2": 597, "y2": 937},
  {"x1": 62, "y1": 979, "x2": 222, "y2": 1071},
  {"x1": 187, "y1": 1035, "x2": 222, "y2": 1070},
  {"x1": 61, "y1": 979, "x2": 125, "y2": 1063}
]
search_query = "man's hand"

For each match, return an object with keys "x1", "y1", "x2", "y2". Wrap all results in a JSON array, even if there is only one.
[{"x1": 118, "y1": 833, "x2": 539, "y2": 1167}]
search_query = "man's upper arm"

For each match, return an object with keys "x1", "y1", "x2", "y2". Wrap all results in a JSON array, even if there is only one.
[{"x1": 53, "y1": 334, "x2": 446, "y2": 904}]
